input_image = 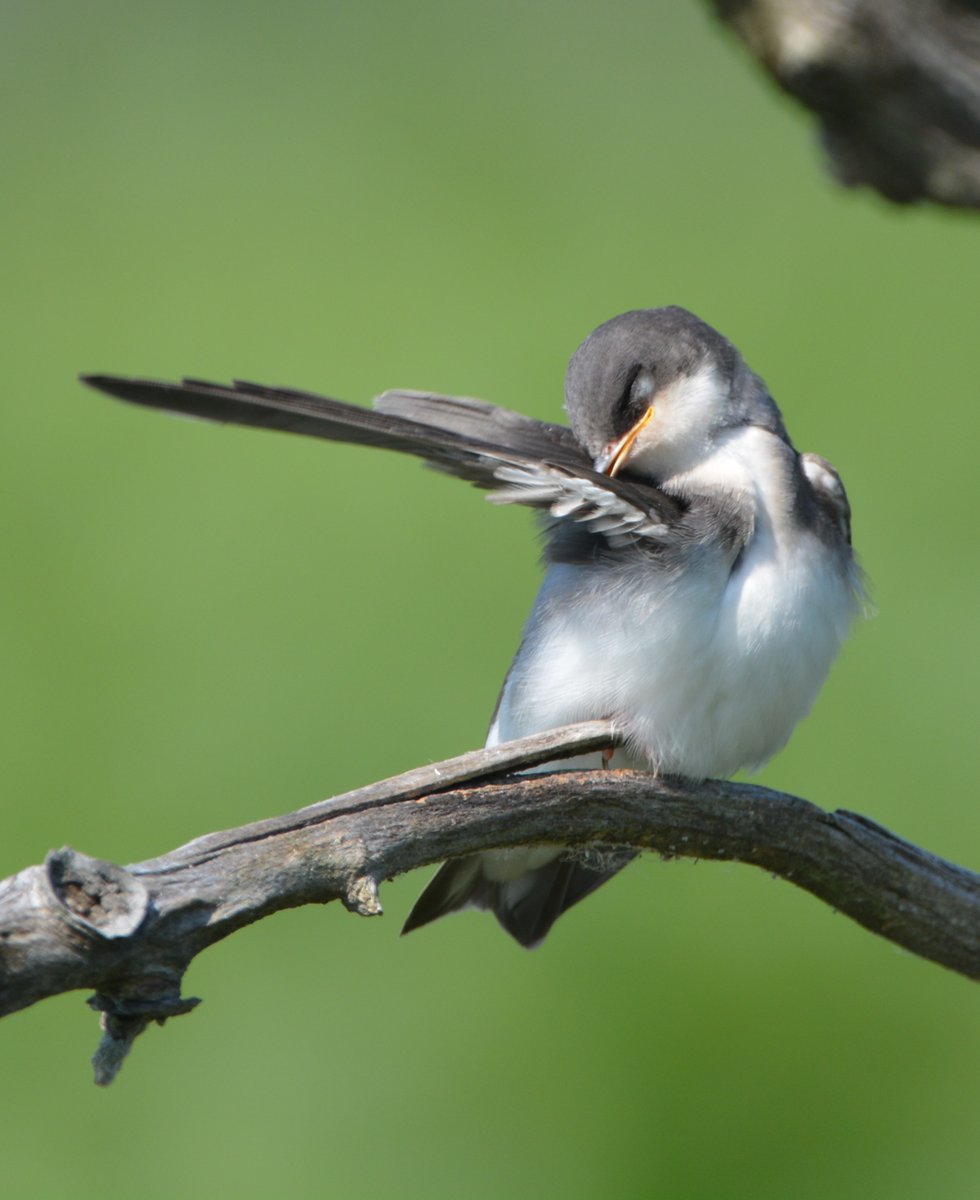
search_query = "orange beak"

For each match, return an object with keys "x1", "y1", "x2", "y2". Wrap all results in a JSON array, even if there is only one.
[{"x1": 595, "y1": 405, "x2": 655, "y2": 477}]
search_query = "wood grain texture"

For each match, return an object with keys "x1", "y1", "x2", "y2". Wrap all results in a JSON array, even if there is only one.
[{"x1": 0, "y1": 721, "x2": 976, "y2": 1083}]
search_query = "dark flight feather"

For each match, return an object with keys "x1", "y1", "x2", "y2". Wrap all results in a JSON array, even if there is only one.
[{"x1": 81, "y1": 374, "x2": 682, "y2": 543}]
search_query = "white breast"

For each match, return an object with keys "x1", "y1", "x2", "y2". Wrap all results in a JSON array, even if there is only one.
[{"x1": 491, "y1": 430, "x2": 859, "y2": 780}]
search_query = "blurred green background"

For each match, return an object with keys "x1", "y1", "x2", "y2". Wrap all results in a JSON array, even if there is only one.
[{"x1": 2, "y1": 2, "x2": 977, "y2": 1197}]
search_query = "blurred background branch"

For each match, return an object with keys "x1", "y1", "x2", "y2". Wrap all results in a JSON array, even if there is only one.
[
  {"x1": 2, "y1": 722, "x2": 977, "y2": 1084},
  {"x1": 710, "y1": 0, "x2": 980, "y2": 207}
]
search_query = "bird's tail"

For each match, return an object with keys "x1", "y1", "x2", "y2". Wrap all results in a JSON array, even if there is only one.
[{"x1": 401, "y1": 850, "x2": 635, "y2": 949}]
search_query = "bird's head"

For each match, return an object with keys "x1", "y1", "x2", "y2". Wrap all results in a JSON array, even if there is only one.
[{"x1": 565, "y1": 308, "x2": 788, "y2": 482}]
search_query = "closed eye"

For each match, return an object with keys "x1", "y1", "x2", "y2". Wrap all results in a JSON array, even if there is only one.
[
  {"x1": 630, "y1": 368, "x2": 656, "y2": 407},
  {"x1": 616, "y1": 365, "x2": 656, "y2": 434}
]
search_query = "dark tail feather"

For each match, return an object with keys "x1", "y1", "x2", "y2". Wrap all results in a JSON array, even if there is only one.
[
  {"x1": 401, "y1": 851, "x2": 636, "y2": 949},
  {"x1": 400, "y1": 858, "x2": 485, "y2": 936}
]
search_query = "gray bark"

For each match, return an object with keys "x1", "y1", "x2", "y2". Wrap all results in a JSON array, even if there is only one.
[
  {"x1": 0, "y1": 721, "x2": 976, "y2": 1084},
  {"x1": 710, "y1": 0, "x2": 980, "y2": 208}
]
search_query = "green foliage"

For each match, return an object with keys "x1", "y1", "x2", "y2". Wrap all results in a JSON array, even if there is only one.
[{"x1": 1, "y1": 3, "x2": 976, "y2": 1197}]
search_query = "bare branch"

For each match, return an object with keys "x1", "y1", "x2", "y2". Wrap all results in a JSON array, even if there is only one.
[
  {"x1": 709, "y1": 0, "x2": 980, "y2": 208},
  {"x1": 0, "y1": 720, "x2": 976, "y2": 1083}
]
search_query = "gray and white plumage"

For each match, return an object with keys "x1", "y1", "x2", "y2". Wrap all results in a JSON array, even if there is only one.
[{"x1": 81, "y1": 307, "x2": 863, "y2": 948}]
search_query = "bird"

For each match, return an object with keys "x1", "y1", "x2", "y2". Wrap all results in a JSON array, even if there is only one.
[{"x1": 81, "y1": 307, "x2": 863, "y2": 947}]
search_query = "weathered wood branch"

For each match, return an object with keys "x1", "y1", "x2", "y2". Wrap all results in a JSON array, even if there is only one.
[
  {"x1": 1, "y1": 720, "x2": 977, "y2": 1084},
  {"x1": 709, "y1": 0, "x2": 980, "y2": 208}
]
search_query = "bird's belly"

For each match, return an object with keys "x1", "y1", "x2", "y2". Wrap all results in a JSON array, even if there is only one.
[{"x1": 493, "y1": 537, "x2": 855, "y2": 780}]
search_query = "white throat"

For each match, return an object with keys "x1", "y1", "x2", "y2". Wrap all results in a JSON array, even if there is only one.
[{"x1": 667, "y1": 424, "x2": 797, "y2": 539}]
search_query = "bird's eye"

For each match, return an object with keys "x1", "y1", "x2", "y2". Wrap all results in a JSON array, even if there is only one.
[
  {"x1": 611, "y1": 365, "x2": 653, "y2": 436},
  {"x1": 613, "y1": 365, "x2": 656, "y2": 437},
  {"x1": 629, "y1": 367, "x2": 656, "y2": 408},
  {"x1": 611, "y1": 367, "x2": 657, "y2": 439}
]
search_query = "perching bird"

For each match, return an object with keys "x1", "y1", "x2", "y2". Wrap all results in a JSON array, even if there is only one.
[{"x1": 82, "y1": 307, "x2": 862, "y2": 947}]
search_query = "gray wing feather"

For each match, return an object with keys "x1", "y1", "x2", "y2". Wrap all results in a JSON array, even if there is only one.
[
  {"x1": 81, "y1": 374, "x2": 680, "y2": 545},
  {"x1": 376, "y1": 392, "x2": 678, "y2": 542},
  {"x1": 374, "y1": 389, "x2": 583, "y2": 464},
  {"x1": 801, "y1": 453, "x2": 852, "y2": 544},
  {"x1": 488, "y1": 463, "x2": 671, "y2": 544}
]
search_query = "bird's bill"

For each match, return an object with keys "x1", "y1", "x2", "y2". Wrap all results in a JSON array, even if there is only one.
[{"x1": 594, "y1": 405, "x2": 655, "y2": 477}]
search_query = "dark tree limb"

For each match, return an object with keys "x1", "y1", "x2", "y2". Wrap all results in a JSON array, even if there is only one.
[
  {"x1": 709, "y1": 0, "x2": 980, "y2": 208},
  {"x1": 0, "y1": 720, "x2": 977, "y2": 1084}
]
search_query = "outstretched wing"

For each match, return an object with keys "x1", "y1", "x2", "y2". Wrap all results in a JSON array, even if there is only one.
[
  {"x1": 374, "y1": 388, "x2": 583, "y2": 465},
  {"x1": 80, "y1": 375, "x2": 681, "y2": 542},
  {"x1": 375, "y1": 389, "x2": 677, "y2": 541}
]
